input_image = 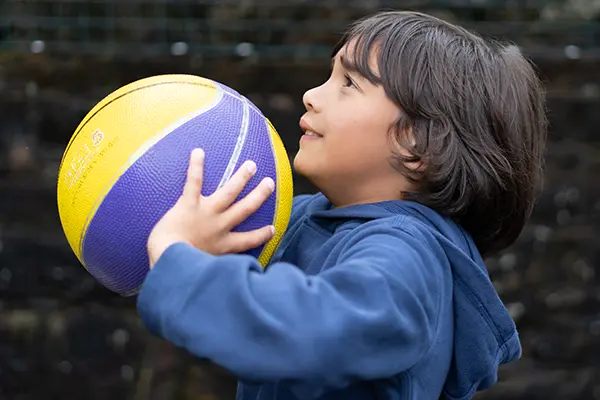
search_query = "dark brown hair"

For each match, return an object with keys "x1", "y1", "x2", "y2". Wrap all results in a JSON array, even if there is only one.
[{"x1": 334, "y1": 11, "x2": 547, "y2": 256}]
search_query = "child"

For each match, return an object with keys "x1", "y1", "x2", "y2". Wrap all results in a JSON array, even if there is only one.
[{"x1": 138, "y1": 10, "x2": 546, "y2": 400}]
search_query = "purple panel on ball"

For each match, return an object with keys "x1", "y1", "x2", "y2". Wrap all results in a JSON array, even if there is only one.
[{"x1": 81, "y1": 91, "x2": 264, "y2": 295}]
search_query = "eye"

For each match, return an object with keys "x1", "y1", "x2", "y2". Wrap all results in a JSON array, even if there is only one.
[{"x1": 342, "y1": 74, "x2": 357, "y2": 89}]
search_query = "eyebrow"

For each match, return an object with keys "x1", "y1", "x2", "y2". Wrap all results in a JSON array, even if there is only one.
[
  {"x1": 334, "y1": 53, "x2": 381, "y2": 84},
  {"x1": 332, "y1": 54, "x2": 358, "y2": 74}
]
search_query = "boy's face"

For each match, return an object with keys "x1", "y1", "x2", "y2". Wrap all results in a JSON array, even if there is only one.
[{"x1": 294, "y1": 42, "x2": 411, "y2": 207}]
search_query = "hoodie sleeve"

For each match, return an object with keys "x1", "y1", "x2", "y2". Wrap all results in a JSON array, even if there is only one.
[{"x1": 137, "y1": 224, "x2": 442, "y2": 395}]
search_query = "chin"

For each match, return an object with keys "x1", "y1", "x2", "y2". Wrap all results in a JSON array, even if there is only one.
[
  {"x1": 294, "y1": 152, "x2": 318, "y2": 179},
  {"x1": 293, "y1": 151, "x2": 306, "y2": 175},
  {"x1": 293, "y1": 153, "x2": 325, "y2": 189}
]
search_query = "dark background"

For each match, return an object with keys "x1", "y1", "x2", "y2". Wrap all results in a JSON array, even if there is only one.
[{"x1": 0, "y1": 1, "x2": 599, "y2": 399}]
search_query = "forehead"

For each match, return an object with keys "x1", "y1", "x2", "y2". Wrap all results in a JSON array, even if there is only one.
[{"x1": 333, "y1": 38, "x2": 381, "y2": 78}]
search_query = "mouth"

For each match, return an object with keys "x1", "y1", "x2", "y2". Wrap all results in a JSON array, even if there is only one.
[
  {"x1": 299, "y1": 118, "x2": 323, "y2": 138},
  {"x1": 303, "y1": 131, "x2": 322, "y2": 137}
]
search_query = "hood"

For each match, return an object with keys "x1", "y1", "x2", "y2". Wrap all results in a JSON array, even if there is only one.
[{"x1": 307, "y1": 194, "x2": 522, "y2": 399}]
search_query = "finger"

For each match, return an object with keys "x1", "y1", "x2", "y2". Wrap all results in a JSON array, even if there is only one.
[
  {"x1": 181, "y1": 148, "x2": 205, "y2": 205},
  {"x1": 210, "y1": 160, "x2": 257, "y2": 211},
  {"x1": 224, "y1": 225, "x2": 276, "y2": 254},
  {"x1": 224, "y1": 177, "x2": 275, "y2": 228}
]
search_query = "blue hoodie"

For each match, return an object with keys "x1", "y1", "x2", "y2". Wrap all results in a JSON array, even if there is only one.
[{"x1": 137, "y1": 193, "x2": 522, "y2": 400}]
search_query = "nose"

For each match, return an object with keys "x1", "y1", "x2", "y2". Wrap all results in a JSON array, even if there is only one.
[{"x1": 302, "y1": 85, "x2": 322, "y2": 112}]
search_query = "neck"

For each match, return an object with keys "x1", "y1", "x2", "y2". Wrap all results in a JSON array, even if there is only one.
[{"x1": 317, "y1": 176, "x2": 412, "y2": 208}]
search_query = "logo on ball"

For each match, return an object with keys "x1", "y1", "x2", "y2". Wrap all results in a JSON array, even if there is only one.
[{"x1": 91, "y1": 129, "x2": 104, "y2": 147}]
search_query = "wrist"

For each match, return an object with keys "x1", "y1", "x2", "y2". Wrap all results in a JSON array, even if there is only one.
[{"x1": 147, "y1": 237, "x2": 191, "y2": 269}]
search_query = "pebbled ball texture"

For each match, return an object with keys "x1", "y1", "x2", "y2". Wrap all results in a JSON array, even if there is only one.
[{"x1": 57, "y1": 75, "x2": 293, "y2": 296}]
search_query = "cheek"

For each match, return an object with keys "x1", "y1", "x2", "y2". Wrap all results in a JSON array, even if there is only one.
[
  {"x1": 326, "y1": 102, "x2": 374, "y2": 135},
  {"x1": 332, "y1": 107, "x2": 393, "y2": 145},
  {"x1": 327, "y1": 120, "x2": 392, "y2": 165},
  {"x1": 335, "y1": 111, "x2": 396, "y2": 164}
]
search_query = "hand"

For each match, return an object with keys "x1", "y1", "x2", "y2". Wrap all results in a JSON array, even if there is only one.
[{"x1": 147, "y1": 148, "x2": 276, "y2": 268}]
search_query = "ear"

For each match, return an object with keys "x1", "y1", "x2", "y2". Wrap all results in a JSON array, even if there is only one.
[{"x1": 390, "y1": 125, "x2": 427, "y2": 173}]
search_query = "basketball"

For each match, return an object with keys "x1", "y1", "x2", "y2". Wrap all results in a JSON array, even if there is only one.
[{"x1": 56, "y1": 74, "x2": 294, "y2": 296}]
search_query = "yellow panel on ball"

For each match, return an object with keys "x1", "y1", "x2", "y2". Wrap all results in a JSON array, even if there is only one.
[{"x1": 258, "y1": 120, "x2": 294, "y2": 267}]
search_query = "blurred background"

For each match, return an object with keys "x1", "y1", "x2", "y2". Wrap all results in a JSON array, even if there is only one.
[{"x1": 0, "y1": 0, "x2": 599, "y2": 399}]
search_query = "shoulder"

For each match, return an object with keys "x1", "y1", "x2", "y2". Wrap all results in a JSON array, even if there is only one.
[
  {"x1": 338, "y1": 216, "x2": 448, "y2": 273},
  {"x1": 342, "y1": 213, "x2": 441, "y2": 252},
  {"x1": 329, "y1": 215, "x2": 449, "y2": 340},
  {"x1": 334, "y1": 214, "x2": 453, "y2": 292}
]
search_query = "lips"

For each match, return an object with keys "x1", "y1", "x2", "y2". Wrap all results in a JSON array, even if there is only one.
[{"x1": 299, "y1": 118, "x2": 323, "y2": 137}]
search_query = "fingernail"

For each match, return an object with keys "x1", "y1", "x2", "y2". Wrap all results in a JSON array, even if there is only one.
[
  {"x1": 270, "y1": 225, "x2": 276, "y2": 235},
  {"x1": 246, "y1": 160, "x2": 257, "y2": 174},
  {"x1": 192, "y1": 148, "x2": 204, "y2": 159},
  {"x1": 265, "y1": 177, "x2": 275, "y2": 191}
]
